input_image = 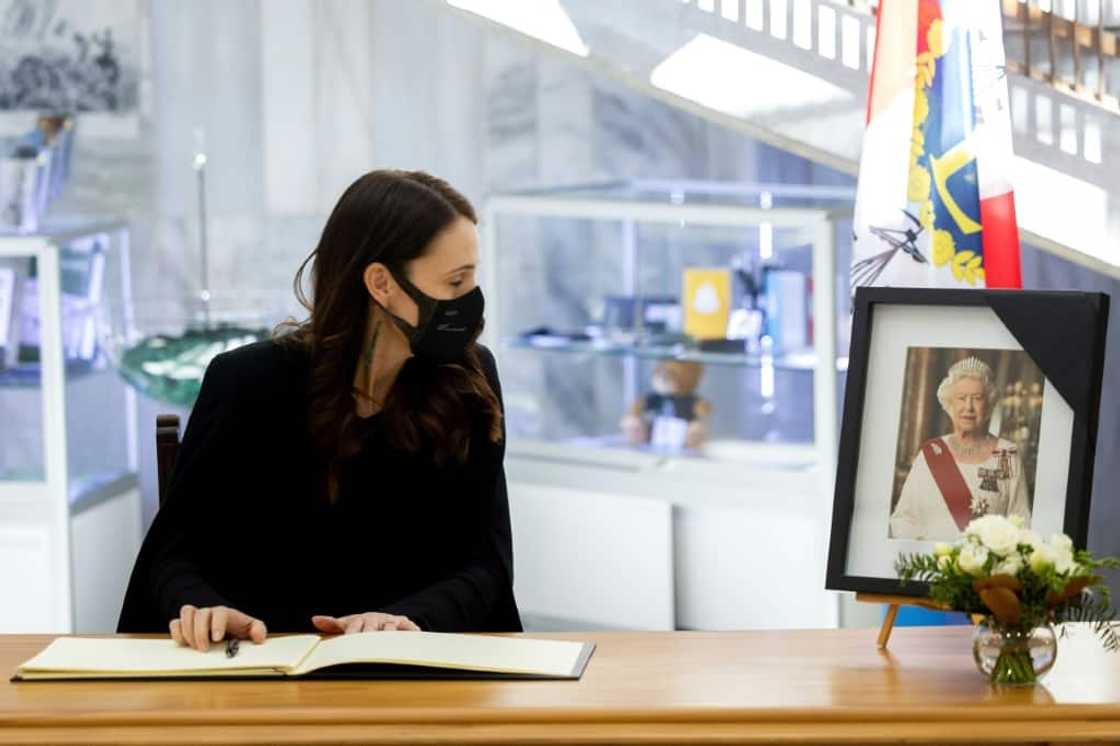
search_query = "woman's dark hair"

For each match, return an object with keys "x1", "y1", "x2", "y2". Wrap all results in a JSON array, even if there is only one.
[{"x1": 276, "y1": 170, "x2": 502, "y2": 503}]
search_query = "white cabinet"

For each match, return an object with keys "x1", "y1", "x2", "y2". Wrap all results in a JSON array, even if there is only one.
[
  {"x1": 70, "y1": 476, "x2": 143, "y2": 633},
  {"x1": 0, "y1": 220, "x2": 141, "y2": 633},
  {"x1": 673, "y1": 502, "x2": 833, "y2": 630},
  {"x1": 506, "y1": 441, "x2": 838, "y2": 630},
  {"x1": 509, "y1": 480, "x2": 674, "y2": 630}
]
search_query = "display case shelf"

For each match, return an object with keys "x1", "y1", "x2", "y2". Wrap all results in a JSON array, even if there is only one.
[
  {"x1": 482, "y1": 180, "x2": 851, "y2": 458},
  {"x1": 0, "y1": 359, "x2": 100, "y2": 388},
  {"x1": 505, "y1": 335, "x2": 849, "y2": 371}
]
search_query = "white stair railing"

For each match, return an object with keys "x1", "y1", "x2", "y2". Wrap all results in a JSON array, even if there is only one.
[
  {"x1": 678, "y1": 0, "x2": 1114, "y2": 190},
  {"x1": 679, "y1": 0, "x2": 875, "y2": 91}
]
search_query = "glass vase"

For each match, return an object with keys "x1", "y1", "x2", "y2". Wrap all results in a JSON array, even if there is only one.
[{"x1": 972, "y1": 621, "x2": 1057, "y2": 687}]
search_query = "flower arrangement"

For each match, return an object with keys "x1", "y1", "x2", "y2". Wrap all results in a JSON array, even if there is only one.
[{"x1": 896, "y1": 515, "x2": 1120, "y2": 685}]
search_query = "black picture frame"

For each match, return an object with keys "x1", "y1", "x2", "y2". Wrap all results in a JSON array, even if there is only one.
[{"x1": 825, "y1": 287, "x2": 1110, "y2": 597}]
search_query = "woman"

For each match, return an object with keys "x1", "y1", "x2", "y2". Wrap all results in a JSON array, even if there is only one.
[
  {"x1": 889, "y1": 356, "x2": 1031, "y2": 541},
  {"x1": 118, "y1": 170, "x2": 521, "y2": 649}
]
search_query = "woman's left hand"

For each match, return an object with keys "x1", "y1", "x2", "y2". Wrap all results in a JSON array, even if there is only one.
[{"x1": 311, "y1": 612, "x2": 421, "y2": 633}]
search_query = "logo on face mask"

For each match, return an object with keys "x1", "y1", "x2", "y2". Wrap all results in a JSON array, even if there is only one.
[{"x1": 386, "y1": 270, "x2": 484, "y2": 363}]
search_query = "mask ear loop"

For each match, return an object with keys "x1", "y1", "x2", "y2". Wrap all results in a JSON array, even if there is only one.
[{"x1": 386, "y1": 267, "x2": 439, "y2": 334}]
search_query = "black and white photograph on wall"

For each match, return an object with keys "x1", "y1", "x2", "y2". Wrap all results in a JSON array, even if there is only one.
[
  {"x1": 827, "y1": 288, "x2": 1109, "y2": 597},
  {"x1": 888, "y1": 347, "x2": 1044, "y2": 542},
  {"x1": 0, "y1": 0, "x2": 140, "y2": 113}
]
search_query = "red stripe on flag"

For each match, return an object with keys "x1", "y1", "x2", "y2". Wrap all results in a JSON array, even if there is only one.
[
  {"x1": 865, "y1": 3, "x2": 885, "y2": 125},
  {"x1": 980, "y1": 191, "x2": 1022, "y2": 289},
  {"x1": 916, "y1": 0, "x2": 942, "y2": 56}
]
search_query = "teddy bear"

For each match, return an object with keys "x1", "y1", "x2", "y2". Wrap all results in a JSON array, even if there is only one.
[{"x1": 620, "y1": 360, "x2": 712, "y2": 450}]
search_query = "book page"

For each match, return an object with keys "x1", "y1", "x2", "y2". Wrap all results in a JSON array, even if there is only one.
[
  {"x1": 18, "y1": 635, "x2": 321, "y2": 676},
  {"x1": 291, "y1": 631, "x2": 587, "y2": 678}
]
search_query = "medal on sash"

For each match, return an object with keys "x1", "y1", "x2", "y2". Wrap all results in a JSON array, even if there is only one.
[
  {"x1": 969, "y1": 492, "x2": 992, "y2": 518},
  {"x1": 978, "y1": 447, "x2": 1017, "y2": 493}
]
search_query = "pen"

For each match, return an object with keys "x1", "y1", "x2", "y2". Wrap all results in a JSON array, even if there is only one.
[{"x1": 225, "y1": 638, "x2": 239, "y2": 658}]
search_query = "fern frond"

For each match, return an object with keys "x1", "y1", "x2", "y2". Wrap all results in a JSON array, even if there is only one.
[{"x1": 1057, "y1": 596, "x2": 1120, "y2": 652}]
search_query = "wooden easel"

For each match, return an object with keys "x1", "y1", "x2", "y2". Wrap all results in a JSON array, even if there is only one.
[
  {"x1": 857, "y1": 593, "x2": 984, "y2": 649},
  {"x1": 857, "y1": 593, "x2": 951, "y2": 649}
]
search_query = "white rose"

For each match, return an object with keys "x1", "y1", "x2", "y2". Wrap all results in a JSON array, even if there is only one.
[
  {"x1": 1054, "y1": 550, "x2": 1078, "y2": 575},
  {"x1": 965, "y1": 515, "x2": 1021, "y2": 556},
  {"x1": 933, "y1": 542, "x2": 952, "y2": 557},
  {"x1": 1020, "y1": 530, "x2": 1044, "y2": 551},
  {"x1": 937, "y1": 554, "x2": 953, "y2": 570},
  {"x1": 1055, "y1": 555, "x2": 1079, "y2": 575},
  {"x1": 1030, "y1": 543, "x2": 1057, "y2": 573},
  {"x1": 1009, "y1": 515, "x2": 1027, "y2": 529},
  {"x1": 958, "y1": 544, "x2": 990, "y2": 575},
  {"x1": 1048, "y1": 534, "x2": 1077, "y2": 574},
  {"x1": 993, "y1": 552, "x2": 1023, "y2": 577},
  {"x1": 963, "y1": 516, "x2": 989, "y2": 539},
  {"x1": 1050, "y1": 534, "x2": 1074, "y2": 554}
]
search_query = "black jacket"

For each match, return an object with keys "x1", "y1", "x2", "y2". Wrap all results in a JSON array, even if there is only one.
[{"x1": 117, "y1": 339, "x2": 522, "y2": 634}]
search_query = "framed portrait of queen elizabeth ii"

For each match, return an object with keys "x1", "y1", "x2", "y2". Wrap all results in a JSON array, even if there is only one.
[
  {"x1": 826, "y1": 287, "x2": 1109, "y2": 596},
  {"x1": 889, "y1": 349, "x2": 1040, "y2": 541}
]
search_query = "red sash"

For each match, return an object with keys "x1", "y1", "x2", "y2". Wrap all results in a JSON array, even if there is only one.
[{"x1": 922, "y1": 438, "x2": 972, "y2": 532}]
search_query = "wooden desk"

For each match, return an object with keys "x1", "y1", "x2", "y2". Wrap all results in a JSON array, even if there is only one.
[{"x1": 2, "y1": 626, "x2": 1119, "y2": 744}]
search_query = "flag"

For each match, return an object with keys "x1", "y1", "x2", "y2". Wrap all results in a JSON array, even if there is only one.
[{"x1": 851, "y1": 0, "x2": 1022, "y2": 290}]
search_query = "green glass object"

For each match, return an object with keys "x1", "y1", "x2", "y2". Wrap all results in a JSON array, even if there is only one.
[{"x1": 116, "y1": 324, "x2": 268, "y2": 406}]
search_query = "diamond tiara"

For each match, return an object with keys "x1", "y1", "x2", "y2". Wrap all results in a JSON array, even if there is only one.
[{"x1": 949, "y1": 356, "x2": 993, "y2": 380}]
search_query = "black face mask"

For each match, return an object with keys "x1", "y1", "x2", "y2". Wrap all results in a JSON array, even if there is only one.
[{"x1": 385, "y1": 270, "x2": 484, "y2": 364}]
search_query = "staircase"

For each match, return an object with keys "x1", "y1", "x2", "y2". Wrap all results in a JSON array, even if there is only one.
[
  {"x1": 447, "y1": 0, "x2": 1120, "y2": 279},
  {"x1": 676, "y1": 0, "x2": 1119, "y2": 277}
]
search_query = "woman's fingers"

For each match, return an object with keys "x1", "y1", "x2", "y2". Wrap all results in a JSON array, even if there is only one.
[
  {"x1": 381, "y1": 614, "x2": 419, "y2": 631},
  {"x1": 247, "y1": 618, "x2": 268, "y2": 643},
  {"x1": 193, "y1": 607, "x2": 212, "y2": 651},
  {"x1": 180, "y1": 605, "x2": 196, "y2": 648},
  {"x1": 210, "y1": 606, "x2": 228, "y2": 642},
  {"x1": 225, "y1": 607, "x2": 268, "y2": 643},
  {"x1": 310, "y1": 612, "x2": 420, "y2": 634},
  {"x1": 177, "y1": 605, "x2": 212, "y2": 651},
  {"x1": 312, "y1": 614, "x2": 358, "y2": 633},
  {"x1": 171, "y1": 606, "x2": 267, "y2": 649},
  {"x1": 311, "y1": 615, "x2": 342, "y2": 633},
  {"x1": 374, "y1": 614, "x2": 418, "y2": 631}
]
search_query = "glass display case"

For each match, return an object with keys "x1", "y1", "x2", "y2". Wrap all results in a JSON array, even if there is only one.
[
  {"x1": 0, "y1": 218, "x2": 141, "y2": 633},
  {"x1": 481, "y1": 180, "x2": 854, "y2": 632},
  {"x1": 482, "y1": 179, "x2": 853, "y2": 468}
]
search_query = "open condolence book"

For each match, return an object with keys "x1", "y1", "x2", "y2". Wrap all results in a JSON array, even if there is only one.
[{"x1": 12, "y1": 631, "x2": 595, "y2": 682}]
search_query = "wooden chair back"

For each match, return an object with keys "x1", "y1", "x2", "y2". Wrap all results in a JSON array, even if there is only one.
[{"x1": 155, "y1": 414, "x2": 182, "y2": 508}]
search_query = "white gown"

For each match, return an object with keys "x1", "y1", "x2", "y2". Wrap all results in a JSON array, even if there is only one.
[{"x1": 889, "y1": 437, "x2": 1032, "y2": 541}]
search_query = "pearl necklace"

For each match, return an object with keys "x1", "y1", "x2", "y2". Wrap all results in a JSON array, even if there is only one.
[{"x1": 950, "y1": 434, "x2": 992, "y2": 458}]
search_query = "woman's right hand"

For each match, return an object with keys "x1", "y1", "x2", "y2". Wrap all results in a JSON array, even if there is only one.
[{"x1": 170, "y1": 604, "x2": 268, "y2": 651}]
